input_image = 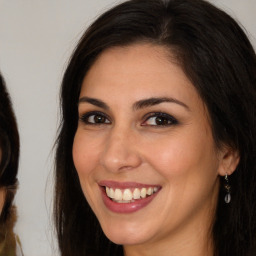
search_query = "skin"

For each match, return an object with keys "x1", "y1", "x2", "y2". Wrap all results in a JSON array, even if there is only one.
[{"x1": 73, "y1": 43, "x2": 239, "y2": 256}]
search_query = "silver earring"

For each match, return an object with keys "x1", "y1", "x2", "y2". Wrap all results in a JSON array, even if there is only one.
[{"x1": 224, "y1": 174, "x2": 231, "y2": 204}]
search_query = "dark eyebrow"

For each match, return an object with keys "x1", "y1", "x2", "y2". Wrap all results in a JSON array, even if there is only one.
[
  {"x1": 78, "y1": 97, "x2": 109, "y2": 110},
  {"x1": 133, "y1": 97, "x2": 189, "y2": 111},
  {"x1": 78, "y1": 96, "x2": 189, "y2": 111}
]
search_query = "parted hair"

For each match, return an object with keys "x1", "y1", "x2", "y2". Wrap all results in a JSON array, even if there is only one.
[
  {"x1": 54, "y1": 0, "x2": 256, "y2": 255},
  {"x1": 0, "y1": 72, "x2": 19, "y2": 226}
]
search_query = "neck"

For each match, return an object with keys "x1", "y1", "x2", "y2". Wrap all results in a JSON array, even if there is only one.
[{"x1": 124, "y1": 225, "x2": 214, "y2": 256}]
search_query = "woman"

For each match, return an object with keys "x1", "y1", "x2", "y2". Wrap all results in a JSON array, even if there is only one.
[
  {"x1": 0, "y1": 73, "x2": 22, "y2": 255},
  {"x1": 54, "y1": 0, "x2": 256, "y2": 255}
]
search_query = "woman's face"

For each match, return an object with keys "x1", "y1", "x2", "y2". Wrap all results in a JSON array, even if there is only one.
[{"x1": 73, "y1": 44, "x2": 228, "y2": 249}]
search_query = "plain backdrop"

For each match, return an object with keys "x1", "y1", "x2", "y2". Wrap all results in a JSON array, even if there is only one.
[{"x1": 0, "y1": 0, "x2": 255, "y2": 255}]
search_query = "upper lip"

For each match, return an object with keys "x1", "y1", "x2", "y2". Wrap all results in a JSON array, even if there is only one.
[{"x1": 98, "y1": 180, "x2": 161, "y2": 189}]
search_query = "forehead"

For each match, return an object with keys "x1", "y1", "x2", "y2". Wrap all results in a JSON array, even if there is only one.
[
  {"x1": 88, "y1": 43, "x2": 178, "y2": 77},
  {"x1": 81, "y1": 43, "x2": 197, "y2": 100}
]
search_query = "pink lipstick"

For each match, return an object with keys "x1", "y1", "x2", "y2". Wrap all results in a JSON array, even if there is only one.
[{"x1": 99, "y1": 181, "x2": 161, "y2": 214}]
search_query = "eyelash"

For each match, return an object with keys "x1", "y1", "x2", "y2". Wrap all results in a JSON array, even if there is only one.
[
  {"x1": 142, "y1": 112, "x2": 178, "y2": 127},
  {"x1": 79, "y1": 111, "x2": 178, "y2": 127},
  {"x1": 79, "y1": 111, "x2": 111, "y2": 125}
]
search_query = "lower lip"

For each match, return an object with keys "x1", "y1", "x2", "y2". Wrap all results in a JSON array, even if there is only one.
[{"x1": 101, "y1": 187, "x2": 159, "y2": 214}]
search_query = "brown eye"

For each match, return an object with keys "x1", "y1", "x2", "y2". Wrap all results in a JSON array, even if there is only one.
[
  {"x1": 91, "y1": 114, "x2": 106, "y2": 123},
  {"x1": 80, "y1": 112, "x2": 111, "y2": 125},
  {"x1": 155, "y1": 116, "x2": 172, "y2": 125},
  {"x1": 142, "y1": 113, "x2": 178, "y2": 126}
]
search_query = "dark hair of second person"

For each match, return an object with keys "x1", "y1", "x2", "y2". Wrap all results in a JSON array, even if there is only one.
[{"x1": 0, "y1": 72, "x2": 20, "y2": 254}]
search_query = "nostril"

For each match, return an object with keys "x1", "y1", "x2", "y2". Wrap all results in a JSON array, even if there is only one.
[{"x1": 100, "y1": 143, "x2": 142, "y2": 172}]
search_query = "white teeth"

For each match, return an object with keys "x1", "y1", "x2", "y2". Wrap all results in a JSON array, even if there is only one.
[
  {"x1": 140, "y1": 188, "x2": 147, "y2": 198},
  {"x1": 114, "y1": 189, "x2": 122, "y2": 201},
  {"x1": 109, "y1": 188, "x2": 115, "y2": 199},
  {"x1": 123, "y1": 189, "x2": 133, "y2": 200},
  {"x1": 147, "y1": 187, "x2": 153, "y2": 195},
  {"x1": 105, "y1": 186, "x2": 159, "y2": 202},
  {"x1": 133, "y1": 188, "x2": 140, "y2": 199}
]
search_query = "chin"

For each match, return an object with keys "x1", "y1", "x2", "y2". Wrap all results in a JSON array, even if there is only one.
[
  {"x1": 106, "y1": 232, "x2": 146, "y2": 246},
  {"x1": 101, "y1": 220, "x2": 152, "y2": 246}
]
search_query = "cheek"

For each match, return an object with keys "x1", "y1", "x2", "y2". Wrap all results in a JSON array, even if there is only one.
[
  {"x1": 144, "y1": 127, "x2": 218, "y2": 180},
  {"x1": 72, "y1": 131, "x2": 102, "y2": 210},
  {"x1": 143, "y1": 131, "x2": 219, "y2": 224},
  {"x1": 72, "y1": 131, "x2": 100, "y2": 177}
]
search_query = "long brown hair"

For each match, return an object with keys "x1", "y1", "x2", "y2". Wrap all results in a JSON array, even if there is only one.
[{"x1": 0, "y1": 72, "x2": 19, "y2": 227}]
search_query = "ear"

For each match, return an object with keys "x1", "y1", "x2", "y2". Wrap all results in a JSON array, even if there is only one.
[{"x1": 218, "y1": 146, "x2": 240, "y2": 176}]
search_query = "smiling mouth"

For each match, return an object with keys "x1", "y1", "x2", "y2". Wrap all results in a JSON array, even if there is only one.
[{"x1": 104, "y1": 186, "x2": 160, "y2": 203}]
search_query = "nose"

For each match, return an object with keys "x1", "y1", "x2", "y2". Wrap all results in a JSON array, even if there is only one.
[{"x1": 100, "y1": 127, "x2": 142, "y2": 173}]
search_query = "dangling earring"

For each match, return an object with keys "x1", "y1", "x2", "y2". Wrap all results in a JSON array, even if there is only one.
[{"x1": 224, "y1": 173, "x2": 231, "y2": 204}]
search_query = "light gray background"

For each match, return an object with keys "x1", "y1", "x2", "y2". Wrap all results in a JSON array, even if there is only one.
[{"x1": 0, "y1": 1, "x2": 255, "y2": 255}]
